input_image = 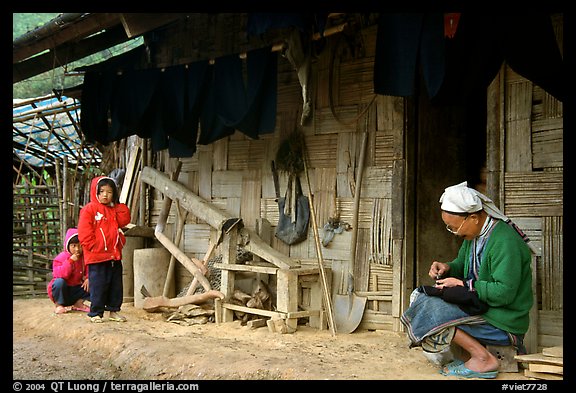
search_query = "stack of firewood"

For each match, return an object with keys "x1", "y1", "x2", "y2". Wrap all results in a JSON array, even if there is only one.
[
  {"x1": 515, "y1": 346, "x2": 563, "y2": 380},
  {"x1": 227, "y1": 280, "x2": 273, "y2": 325}
]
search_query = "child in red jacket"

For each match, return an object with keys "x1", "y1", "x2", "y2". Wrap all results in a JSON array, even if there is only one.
[
  {"x1": 47, "y1": 228, "x2": 90, "y2": 314},
  {"x1": 78, "y1": 176, "x2": 131, "y2": 323}
]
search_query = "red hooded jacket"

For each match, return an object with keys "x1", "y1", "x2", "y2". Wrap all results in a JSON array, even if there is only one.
[
  {"x1": 47, "y1": 228, "x2": 86, "y2": 302},
  {"x1": 78, "y1": 176, "x2": 131, "y2": 265}
]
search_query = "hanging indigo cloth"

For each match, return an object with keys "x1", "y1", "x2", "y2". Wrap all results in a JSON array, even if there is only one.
[
  {"x1": 80, "y1": 70, "x2": 117, "y2": 144},
  {"x1": 373, "y1": 13, "x2": 445, "y2": 98},
  {"x1": 198, "y1": 46, "x2": 277, "y2": 145},
  {"x1": 167, "y1": 61, "x2": 211, "y2": 155},
  {"x1": 109, "y1": 68, "x2": 161, "y2": 143}
]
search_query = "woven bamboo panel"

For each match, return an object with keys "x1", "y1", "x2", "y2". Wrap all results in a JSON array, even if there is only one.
[
  {"x1": 179, "y1": 156, "x2": 198, "y2": 172},
  {"x1": 338, "y1": 57, "x2": 375, "y2": 106},
  {"x1": 316, "y1": 229, "x2": 352, "y2": 262},
  {"x1": 240, "y1": 169, "x2": 262, "y2": 230},
  {"x1": 368, "y1": 263, "x2": 393, "y2": 293},
  {"x1": 314, "y1": 105, "x2": 360, "y2": 134},
  {"x1": 313, "y1": 167, "x2": 337, "y2": 226},
  {"x1": 537, "y1": 310, "x2": 563, "y2": 349},
  {"x1": 376, "y1": 94, "x2": 404, "y2": 131},
  {"x1": 209, "y1": 138, "x2": 227, "y2": 171},
  {"x1": 542, "y1": 216, "x2": 563, "y2": 311},
  {"x1": 373, "y1": 132, "x2": 395, "y2": 167},
  {"x1": 334, "y1": 197, "x2": 374, "y2": 230},
  {"x1": 210, "y1": 197, "x2": 240, "y2": 218},
  {"x1": 303, "y1": 133, "x2": 338, "y2": 169},
  {"x1": 504, "y1": 172, "x2": 563, "y2": 216},
  {"x1": 532, "y1": 118, "x2": 563, "y2": 169},
  {"x1": 227, "y1": 139, "x2": 250, "y2": 170},
  {"x1": 510, "y1": 217, "x2": 542, "y2": 256},
  {"x1": 260, "y1": 198, "x2": 280, "y2": 224},
  {"x1": 505, "y1": 75, "x2": 532, "y2": 171},
  {"x1": 277, "y1": 59, "x2": 303, "y2": 112},
  {"x1": 362, "y1": 167, "x2": 392, "y2": 198},
  {"x1": 183, "y1": 223, "x2": 211, "y2": 254},
  {"x1": 211, "y1": 170, "x2": 243, "y2": 198},
  {"x1": 533, "y1": 85, "x2": 563, "y2": 121},
  {"x1": 369, "y1": 198, "x2": 393, "y2": 265},
  {"x1": 336, "y1": 131, "x2": 357, "y2": 198}
]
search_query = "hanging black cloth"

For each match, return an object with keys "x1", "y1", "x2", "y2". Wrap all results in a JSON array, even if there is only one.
[
  {"x1": 167, "y1": 60, "x2": 211, "y2": 155},
  {"x1": 198, "y1": 46, "x2": 278, "y2": 145},
  {"x1": 373, "y1": 13, "x2": 445, "y2": 98},
  {"x1": 433, "y1": 13, "x2": 564, "y2": 104},
  {"x1": 80, "y1": 70, "x2": 116, "y2": 144}
]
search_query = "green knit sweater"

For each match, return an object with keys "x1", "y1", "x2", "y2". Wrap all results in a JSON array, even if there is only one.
[{"x1": 447, "y1": 220, "x2": 534, "y2": 335}]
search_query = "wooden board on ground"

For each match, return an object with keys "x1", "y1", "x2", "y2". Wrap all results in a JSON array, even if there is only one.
[
  {"x1": 514, "y1": 353, "x2": 563, "y2": 366},
  {"x1": 542, "y1": 345, "x2": 563, "y2": 358},
  {"x1": 529, "y1": 363, "x2": 563, "y2": 375},
  {"x1": 524, "y1": 370, "x2": 563, "y2": 380}
]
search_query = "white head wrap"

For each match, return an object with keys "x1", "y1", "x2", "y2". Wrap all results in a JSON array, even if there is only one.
[
  {"x1": 440, "y1": 181, "x2": 537, "y2": 254},
  {"x1": 439, "y1": 181, "x2": 508, "y2": 221}
]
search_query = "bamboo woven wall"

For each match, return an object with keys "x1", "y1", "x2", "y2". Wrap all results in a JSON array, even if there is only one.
[
  {"x1": 143, "y1": 22, "x2": 401, "y2": 330},
  {"x1": 502, "y1": 62, "x2": 563, "y2": 350}
]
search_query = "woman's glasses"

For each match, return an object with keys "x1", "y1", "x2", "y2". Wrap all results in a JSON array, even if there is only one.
[{"x1": 446, "y1": 215, "x2": 469, "y2": 235}]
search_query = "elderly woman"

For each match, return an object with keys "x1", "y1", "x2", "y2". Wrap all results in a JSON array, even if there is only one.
[{"x1": 401, "y1": 181, "x2": 534, "y2": 379}]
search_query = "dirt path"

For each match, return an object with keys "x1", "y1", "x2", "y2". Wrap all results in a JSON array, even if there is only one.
[{"x1": 13, "y1": 297, "x2": 530, "y2": 381}]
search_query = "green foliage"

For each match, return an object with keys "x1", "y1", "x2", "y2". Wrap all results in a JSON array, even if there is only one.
[
  {"x1": 12, "y1": 13, "x2": 60, "y2": 40},
  {"x1": 13, "y1": 13, "x2": 143, "y2": 99}
]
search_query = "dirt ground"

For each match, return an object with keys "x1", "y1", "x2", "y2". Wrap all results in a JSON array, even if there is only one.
[{"x1": 13, "y1": 297, "x2": 532, "y2": 382}]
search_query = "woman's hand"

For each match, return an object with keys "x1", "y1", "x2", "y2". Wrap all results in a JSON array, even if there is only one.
[
  {"x1": 429, "y1": 261, "x2": 450, "y2": 279},
  {"x1": 434, "y1": 277, "x2": 464, "y2": 289}
]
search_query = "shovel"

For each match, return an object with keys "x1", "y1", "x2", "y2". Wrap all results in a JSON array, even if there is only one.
[
  {"x1": 333, "y1": 130, "x2": 368, "y2": 333},
  {"x1": 333, "y1": 273, "x2": 367, "y2": 333}
]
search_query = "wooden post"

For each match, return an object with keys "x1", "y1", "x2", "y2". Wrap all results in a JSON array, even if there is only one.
[
  {"x1": 276, "y1": 269, "x2": 299, "y2": 331},
  {"x1": 219, "y1": 229, "x2": 238, "y2": 323}
]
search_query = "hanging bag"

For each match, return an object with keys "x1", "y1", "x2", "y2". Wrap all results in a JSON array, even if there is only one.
[{"x1": 272, "y1": 161, "x2": 310, "y2": 245}]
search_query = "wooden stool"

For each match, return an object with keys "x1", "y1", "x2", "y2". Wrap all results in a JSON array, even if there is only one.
[{"x1": 487, "y1": 345, "x2": 519, "y2": 372}]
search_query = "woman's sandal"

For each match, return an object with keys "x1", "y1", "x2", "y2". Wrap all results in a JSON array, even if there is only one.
[
  {"x1": 71, "y1": 304, "x2": 90, "y2": 312},
  {"x1": 54, "y1": 305, "x2": 70, "y2": 314}
]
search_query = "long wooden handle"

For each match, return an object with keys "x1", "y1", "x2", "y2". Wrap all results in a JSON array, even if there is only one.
[
  {"x1": 349, "y1": 131, "x2": 368, "y2": 278},
  {"x1": 303, "y1": 146, "x2": 336, "y2": 337}
]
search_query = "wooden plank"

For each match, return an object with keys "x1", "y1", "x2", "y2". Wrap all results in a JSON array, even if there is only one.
[
  {"x1": 119, "y1": 146, "x2": 141, "y2": 204},
  {"x1": 529, "y1": 364, "x2": 563, "y2": 375},
  {"x1": 523, "y1": 370, "x2": 563, "y2": 380},
  {"x1": 213, "y1": 262, "x2": 278, "y2": 275},
  {"x1": 514, "y1": 353, "x2": 563, "y2": 366},
  {"x1": 542, "y1": 346, "x2": 563, "y2": 358}
]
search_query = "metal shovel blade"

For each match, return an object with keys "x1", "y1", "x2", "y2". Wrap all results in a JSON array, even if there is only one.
[{"x1": 333, "y1": 292, "x2": 367, "y2": 334}]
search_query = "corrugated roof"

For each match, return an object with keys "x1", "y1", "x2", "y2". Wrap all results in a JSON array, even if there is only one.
[{"x1": 13, "y1": 94, "x2": 101, "y2": 171}]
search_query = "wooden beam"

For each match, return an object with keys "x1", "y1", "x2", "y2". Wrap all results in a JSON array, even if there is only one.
[
  {"x1": 13, "y1": 13, "x2": 121, "y2": 63},
  {"x1": 140, "y1": 166, "x2": 300, "y2": 269},
  {"x1": 119, "y1": 13, "x2": 183, "y2": 38},
  {"x1": 13, "y1": 24, "x2": 130, "y2": 84}
]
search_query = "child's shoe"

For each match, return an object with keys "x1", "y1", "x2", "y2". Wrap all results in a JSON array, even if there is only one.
[
  {"x1": 90, "y1": 315, "x2": 104, "y2": 323},
  {"x1": 109, "y1": 312, "x2": 127, "y2": 322}
]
